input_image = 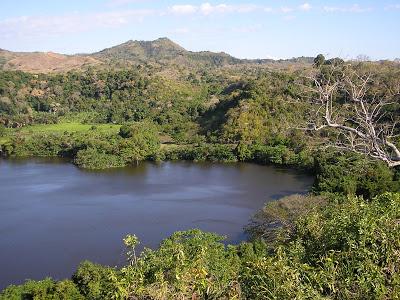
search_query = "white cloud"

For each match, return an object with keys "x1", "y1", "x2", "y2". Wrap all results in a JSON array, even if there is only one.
[
  {"x1": 0, "y1": 10, "x2": 155, "y2": 39},
  {"x1": 168, "y1": 3, "x2": 259, "y2": 16},
  {"x1": 323, "y1": 4, "x2": 372, "y2": 13},
  {"x1": 169, "y1": 5, "x2": 197, "y2": 15},
  {"x1": 299, "y1": 3, "x2": 312, "y2": 11},
  {"x1": 106, "y1": 0, "x2": 146, "y2": 7},
  {"x1": 172, "y1": 27, "x2": 190, "y2": 34},
  {"x1": 234, "y1": 4, "x2": 259, "y2": 13},
  {"x1": 283, "y1": 15, "x2": 296, "y2": 21},
  {"x1": 233, "y1": 24, "x2": 262, "y2": 33},
  {"x1": 2, "y1": 1, "x2": 384, "y2": 43},
  {"x1": 385, "y1": 4, "x2": 400, "y2": 10},
  {"x1": 199, "y1": 3, "x2": 242, "y2": 15},
  {"x1": 280, "y1": 7, "x2": 294, "y2": 13},
  {"x1": 200, "y1": 3, "x2": 224, "y2": 15}
]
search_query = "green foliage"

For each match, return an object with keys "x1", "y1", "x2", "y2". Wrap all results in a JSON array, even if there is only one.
[
  {"x1": 246, "y1": 194, "x2": 329, "y2": 243},
  {"x1": 292, "y1": 193, "x2": 400, "y2": 299},
  {"x1": 314, "y1": 54, "x2": 326, "y2": 67},
  {"x1": 10, "y1": 122, "x2": 120, "y2": 136},
  {"x1": 236, "y1": 143, "x2": 314, "y2": 170},
  {"x1": 118, "y1": 121, "x2": 160, "y2": 160},
  {"x1": 9, "y1": 133, "x2": 71, "y2": 157},
  {"x1": 243, "y1": 192, "x2": 400, "y2": 300},
  {"x1": 0, "y1": 278, "x2": 84, "y2": 300},
  {"x1": 240, "y1": 251, "x2": 325, "y2": 299},
  {"x1": 314, "y1": 151, "x2": 399, "y2": 198},
  {"x1": 4, "y1": 121, "x2": 160, "y2": 169},
  {"x1": 72, "y1": 261, "x2": 114, "y2": 300},
  {"x1": 114, "y1": 229, "x2": 243, "y2": 299},
  {"x1": 166, "y1": 143, "x2": 237, "y2": 162},
  {"x1": 74, "y1": 148, "x2": 126, "y2": 169},
  {"x1": 0, "y1": 124, "x2": 6, "y2": 137}
]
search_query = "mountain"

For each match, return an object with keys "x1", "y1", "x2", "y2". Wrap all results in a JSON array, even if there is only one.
[
  {"x1": 0, "y1": 38, "x2": 314, "y2": 73},
  {"x1": 91, "y1": 37, "x2": 243, "y2": 67},
  {"x1": 92, "y1": 37, "x2": 186, "y2": 61}
]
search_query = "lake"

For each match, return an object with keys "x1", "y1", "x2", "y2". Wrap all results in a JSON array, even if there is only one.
[{"x1": 0, "y1": 158, "x2": 313, "y2": 289}]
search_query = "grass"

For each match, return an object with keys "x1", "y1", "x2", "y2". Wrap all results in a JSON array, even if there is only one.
[
  {"x1": 0, "y1": 137, "x2": 8, "y2": 144},
  {"x1": 0, "y1": 123, "x2": 121, "y2": 147},
  {"x1": 16, "y1": 123, "x2": 121, "y2": 135}
]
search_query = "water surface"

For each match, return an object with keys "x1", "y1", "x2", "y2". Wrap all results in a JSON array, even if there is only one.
[{"x1": 0, "y1": 158, "x2": 313, "y2": 289}]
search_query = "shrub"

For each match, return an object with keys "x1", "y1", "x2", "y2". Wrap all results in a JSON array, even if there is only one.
[
  {"x1": 111, "y1": 230, "x2": 242, "y2": 299},
  {"x1": 165, "y1": 144, "x2": 237, "y2": 162},
  {"x1": 0, "y1": 278, "x2": 83, "y2": 300},
  {"x1": 313, "y1": 151, "x2": 399, "y2": 198},
  {"x1": 72, "y1": 261, "x2": 114, "y2": 300},
  {"x1": 74, "y1": 148, "x2": 125, "y2": 169},
  {"x1": 246, "y1": 194, "x2": 328, "y2": 243}
]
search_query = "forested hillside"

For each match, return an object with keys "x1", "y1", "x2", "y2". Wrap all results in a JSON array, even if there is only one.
[{"x1": 0, "y1": 40, "x2": 399, "y2": 299}]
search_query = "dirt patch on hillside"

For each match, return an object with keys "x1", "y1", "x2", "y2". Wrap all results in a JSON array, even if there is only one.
[{"x1": 1, "y1": 51, "x2": 102, "y2": 73}]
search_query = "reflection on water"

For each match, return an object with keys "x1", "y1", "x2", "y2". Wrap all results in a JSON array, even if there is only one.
[{"x1": 0, "y1": 158, "x2": 314, "y2": 289}]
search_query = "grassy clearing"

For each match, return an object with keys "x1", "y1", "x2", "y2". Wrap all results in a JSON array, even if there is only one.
[
  {"x1": 16, "y1": 123, "x2": 121, "y2": 135},
  {"x1": 160, "y1": 143, "x2": 181, "y2": 150}
]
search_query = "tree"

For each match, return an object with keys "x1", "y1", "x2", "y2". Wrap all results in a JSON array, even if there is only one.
[
  {"x1": 313, "y1": 54, "x2": 326, "y2": 67},
  {"x1": 119, "y1": 121, "x2": 160, "y2": 162},
  {"x1": 304, "y1": 65, "x2": 400, "y2": 167}
]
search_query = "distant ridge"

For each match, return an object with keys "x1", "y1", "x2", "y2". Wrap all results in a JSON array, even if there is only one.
[{"x1": 0, "y1": 38, "x2": 315, "y2": 73}]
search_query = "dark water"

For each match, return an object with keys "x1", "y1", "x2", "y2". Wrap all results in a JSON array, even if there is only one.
[{"x1": 0, "y1": 158, "x2": 313, "y2": 289}]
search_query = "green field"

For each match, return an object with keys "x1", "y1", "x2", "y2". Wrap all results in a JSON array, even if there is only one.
[
  {"x1": 0, "y1": 123, "x2": 121, "y2": 146},
  {"x1": 17, "y1": 123, "x2": 121, "y2": 134}
]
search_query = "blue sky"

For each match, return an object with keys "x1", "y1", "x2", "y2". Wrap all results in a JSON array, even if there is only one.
[{"x1": 1, "y1": 1, "x2": 399, "y2": 59}]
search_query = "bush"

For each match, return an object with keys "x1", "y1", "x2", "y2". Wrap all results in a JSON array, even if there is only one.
[
  {"x1": 246, "y1": 194, "x2": 328, "y2": 243},
  {"x1": 72, "y1": 261, "x2": 113, "y2": 300},
  {"x1": 234, "y1": 143, "x2": 314, "y2": 170},
  {"x1": 165, "y1": 144, "x2": 237, "y2": 162},
  {"x1": 0, "y1": 278, "x2": 83, "y2": 300},
  {"x1": 105, "y1": 229, "x2": 243, "y2": 299},
  {"x1": 313, "y1": 151, "x2": 399, "y2": 198},
  {"x1": 294, "y1": 193, "x2": 400, "y2": 299},
  {"x1": 240, "y1": 251, "x2": 324, "y2": 299},
  {"x1": 242, "y1": 193, "x2": 400, "y2": 299},
  {"x1": 74, "y1": 148, "x2": 125, "y2": 169},
  {"x1": 9, "y1": 133, "x2": 71, "y2": 157}
]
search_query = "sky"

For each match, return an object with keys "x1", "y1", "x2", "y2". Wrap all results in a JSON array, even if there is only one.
[{"x1": 0, "y1": 0, "x2": 399, "y2": 60}]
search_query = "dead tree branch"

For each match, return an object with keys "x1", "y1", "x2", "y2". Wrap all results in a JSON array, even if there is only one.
[{"x1": 305, "y1": 67, "x2": 400, "y2": 167}]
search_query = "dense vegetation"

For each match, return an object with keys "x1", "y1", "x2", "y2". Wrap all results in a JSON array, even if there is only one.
[{"x1": 0, "y1": 51, "x2": 399, "y2": 298}]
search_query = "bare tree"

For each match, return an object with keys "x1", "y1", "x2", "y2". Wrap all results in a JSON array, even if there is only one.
[{"x1": 304, "y1": 65, "x2": 400, "y2": 167}]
